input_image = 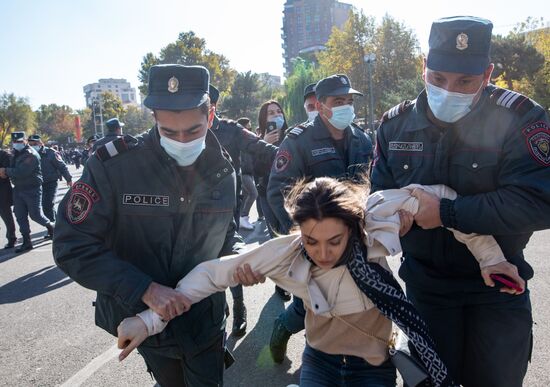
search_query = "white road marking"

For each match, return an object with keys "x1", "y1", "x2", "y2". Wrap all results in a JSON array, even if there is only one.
[{"x1": 59, "y1": 344, "x2": 120, "y2": 387}]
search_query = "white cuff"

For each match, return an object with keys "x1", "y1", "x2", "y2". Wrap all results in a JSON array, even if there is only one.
[{"x1": 137, "y1": 309, "x2": 168, "y2": 336}]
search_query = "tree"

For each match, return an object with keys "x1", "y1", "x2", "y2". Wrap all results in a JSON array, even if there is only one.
[
  {"x1": 281, "y1": 59, "x2": 319, "y2": 125},
  {"x1": 0, "y1": 93, "x2": 35, "y2": 147},
  {"x1": 100, "y1": 92, "x2": 125, "y2": 121},
  {"x1": 35, "y1": 104, "x2": 75, "y2": 142},
  {"x1": 222, "y1": 71, "x2": 261, "y2": 121},
  {"x1": 317, "y1": 11, "x2": 422, "y2": 121},
  {"x1": 122, "y1": 105, "x2": 154, "y2": 136},
  {"x1": 138, "y1": 31, "x2": 236, "y2": 96}
]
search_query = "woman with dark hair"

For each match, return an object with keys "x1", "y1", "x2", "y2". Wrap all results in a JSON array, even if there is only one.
[
  {"x1": 254, "y1": 100, "x2": 288, "y2": 237},
  {"x1": 117, "y1": 176, "x2": 466, "y2": 387}
]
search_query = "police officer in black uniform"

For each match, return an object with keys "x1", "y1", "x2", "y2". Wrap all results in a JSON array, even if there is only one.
[
  {"x1": 372, "y1": 16, "x2": 550, "y2": 386},
  {"x1": 266, "y1": 74, "x2": 373, "y2": 363},
  {"x1": 28, "y1": 134, "x2": 72, "y2": 224},
  {"x1": 53, "y1": 64, "x2": 244, "y2": 387},
  {"x1": 0, "y1": 132, "x2": 54, "y2": 252},
  {"x1": 93, "y1": 118, "x2": 124, "y2": 151},
  {"x1": 81, "y1": 135, "x2": 98, "y2": 164},
  {"x1": 208, "y1": 84, "x2": 278, "y2": 337},
  {"x1": 0, "y1": 148, "x2": 16, "y2": 248}
]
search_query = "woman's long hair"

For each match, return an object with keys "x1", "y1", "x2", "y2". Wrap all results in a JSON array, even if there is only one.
[
  {"x1": 257, "y1": 100, "x2": 288, "y2": 138},
  {"x1": 284, "y1": 176, "x2": 370, "y2": 240}
]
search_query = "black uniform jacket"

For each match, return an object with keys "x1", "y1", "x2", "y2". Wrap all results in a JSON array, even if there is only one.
[
  {"x1": 372, "y1": 85, "x2": 550, "y2": 290},
  {"x1": 53, "y1": 127, "x2": 243, "y2": 354}
]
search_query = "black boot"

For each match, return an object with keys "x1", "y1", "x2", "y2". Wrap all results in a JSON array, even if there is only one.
[
  {"x1": 269, "y1": 317, "x2": 291, "y2": 364},
  {"x1": 44, "y1": 223, "x2": 54, "y2": 240},
  {"x1": 15, "y1": 235, "x2": 32, "y2": 253},
  {"x1": 4, "y1": 237, "x2": 17, "y2": 249},
  {"x1": 231, "y1": 298, "x2": 247, "y2": 337}
]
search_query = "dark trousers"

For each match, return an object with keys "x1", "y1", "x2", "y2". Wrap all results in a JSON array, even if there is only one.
[
  {"x1": 13, "y1": 186, "x2": 51, "y2": 235},
  {"x1": 0, "y1": 201, "x2": 16, "y2": 240},
  {"x1": 138, "y1": 333, "x2": 225, "y2": 387},
  {"x1": 258, "y1": 194, "x2": 278, "y2": 238},
  {"x1": 42, "y1": 180, "x2": 58, "y2": 222},
  {"x1": 279, "y1": 296, "x2": 306, "y2": 334},
  {"x1": 406, "y1": 285, "x2": 533, "y2": 387}
]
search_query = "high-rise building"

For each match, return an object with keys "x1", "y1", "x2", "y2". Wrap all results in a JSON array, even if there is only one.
[
  {"x1": 83, "y1": 78, "x2": 137, "y2": 107},
  {"x1": 282, "y1": 0, "x2": 352, "y2": 74}
]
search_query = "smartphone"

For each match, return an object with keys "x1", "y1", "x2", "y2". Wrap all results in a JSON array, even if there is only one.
[
  {"x1": 266, "y1": 121, "x2": 277, "y2": 133},
  {"x1": 490, "y1": 273, "x2": 523, "y2": 292}
]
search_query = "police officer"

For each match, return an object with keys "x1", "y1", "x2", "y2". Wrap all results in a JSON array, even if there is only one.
[
  {"x1": 266, "y1": 74, "x2": 373, "y2": 363},
  {"x1": 81, "y1": 135, "x2": 98, "y2": 164},
  {"x1": 372, "y1": 16, "x2": 550, "y2": 386},
  {"x1": 28, "y1": 134, "x2": 72, "y2": 224},
  {"x1": 208, "y1": 84, "x2": 278, "y2": 337},
  {"x1": 93, "y1": 118, "x2": 124, "y2": 150},
  {"x1": 0, "y1": 132, "x2": 54, "y2": 252},
  {"x1": 0, "y1": 148, "x2": 16, "y2": 248},
  {"x1": 303, "y1": 82, "x2": 318, "y2": 123},
  {"x1": 53, "y1": 65, "x2": 244, "y2": 387}
]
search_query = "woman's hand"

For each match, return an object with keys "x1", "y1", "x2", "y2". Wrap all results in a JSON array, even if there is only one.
[
  {"x1": 398, "y1": 210, "x2": 414, "y2": 237},
  {"x1": 263, "y1": 130, "x2": 280, "y2": 144},
  {"x1": 117, "y1": 317, "x2": 149, "y2": 361},
  {"x1": 481, "y1": 261, "x2": 525, "y2": 295}
]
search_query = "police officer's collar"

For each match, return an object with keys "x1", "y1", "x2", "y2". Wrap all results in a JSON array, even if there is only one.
[
  {"x1": 211, "y1": 115, "x2": 221, "y2": 131},
  {"x1": 313, "y1": 115, "x2": 359, "y2": 140}
]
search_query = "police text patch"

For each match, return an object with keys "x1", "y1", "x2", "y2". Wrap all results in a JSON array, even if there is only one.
[
  {"x1": 523, "y1": 121, "x2": 550, "y2": 166},
  {"x1": 122, "y1": 194, "x2": 170, "y2": 207},
  {"x1": 66, "y1": 182, "x2": 100, "y2": 224},
  {"x1": 389, "y1": 142, "x2": 423, "y2": 152},
  {"x1": 311, "y1": 147, "x2": 336, "y2": 157}
]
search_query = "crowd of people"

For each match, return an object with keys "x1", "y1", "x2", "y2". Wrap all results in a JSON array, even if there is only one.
[{"x1": 0, "y1": 15, "x2": 546, "y2": 387}]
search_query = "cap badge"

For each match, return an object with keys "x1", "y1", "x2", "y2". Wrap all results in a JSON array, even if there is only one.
[
  {"x1": 340, "y1": 77, "x2": 348, "y2": 85},
  {"x1": 168, "y1": 76, "x2": 179, "y2": 93},
  {"x1": 456, "y1": 33, "x2": 469, "y2": 50}
]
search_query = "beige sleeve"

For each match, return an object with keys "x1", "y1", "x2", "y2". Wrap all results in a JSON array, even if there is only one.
[{"x1": 449, "y1": 228, "x2": 506, "y2": 268}]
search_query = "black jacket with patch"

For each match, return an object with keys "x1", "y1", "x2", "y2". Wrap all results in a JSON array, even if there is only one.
[
  {"x1": 371, "y1": 85, "x2": 550, "y2": 290},
  {"x1": 53, "y1": 127, "x2": 244, "y2": 355}
]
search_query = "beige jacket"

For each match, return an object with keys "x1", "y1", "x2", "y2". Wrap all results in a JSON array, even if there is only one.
[
  {"x1": 139, "y1": 235, "x2": 393, "y2": 365},
  {"x1": 365, "y1": 184, "x2": 505, "y2": 268}
]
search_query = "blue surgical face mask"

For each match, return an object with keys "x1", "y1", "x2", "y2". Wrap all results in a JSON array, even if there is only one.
[
  {"x1": 306, "y1": 110, "x2": 318, "y2": 122},
  {"x1": 324, "y1": 104, "x2": 355, "y2": 130},
  {"x1": 272, "y1": 115, "x2": 285, "y2": 130},
  {"x1": 13, "y1": 143, "x2": 25, "y2": 151},
  {"x1": 159, "y1": 130, "x2": 206, "y2": 167},
  {"x1": 31, "y1": 145, "x2": 41, "y2": 152},
  {"x1": 426, "y1": 81, "x2": 484, "y2": 123}
]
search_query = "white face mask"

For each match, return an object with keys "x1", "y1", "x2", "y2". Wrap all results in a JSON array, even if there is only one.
[
  {"x1": 426, "y1": 81, "x2": 484, "y2": 123},
  {"x1": 324, "y1": 104, "x2": 355, "y2": 130},
  {"x1": 306, "y1": 110, "x2": 318, "y2": 122},
  {"x1": 13, "y1": 143, "x2": 25, "y2": 151},
  {"x1": 31, "y1": 145, "x2": 41, "y2": 152},
  {"x1": 159, "y1": 130, "x2": 206, "y2": 167}
]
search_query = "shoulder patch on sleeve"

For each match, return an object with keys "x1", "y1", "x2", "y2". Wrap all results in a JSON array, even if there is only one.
[
  {"x1": 286, "y1": 124, "x2": 307, "y2": 139},
  {"x1": 95, "y1": 136, "x2": 136, "y2": 162},
  {"x1": 522, "y1": 121, "x2": 550, "y2": 166},
  {"x1": 382, "y1": 100, "x2": 412, "y2": 123},
  {"x1": 490, "y1": 88, "x2": 535, "y2": 116},
  {"x1": 66, "y1": 182, "x2": 100, "y2": 224},
  {"x1": 274, "y1": 150, "x2": 292, "y2": 173}
]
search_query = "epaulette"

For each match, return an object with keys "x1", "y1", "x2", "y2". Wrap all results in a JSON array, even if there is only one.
[
  {"x1": 490, "y1": 88, "x2": 535, "y2": 116},
  {"x1": 381, "y1": 100, "x2": 412, "y2": 122},
  {"x1": 286, "y1": 124, "x2": 308, "y2": 139},
  {"x1": 95, "y1": 135, "x2": 138, "y2": 162}
]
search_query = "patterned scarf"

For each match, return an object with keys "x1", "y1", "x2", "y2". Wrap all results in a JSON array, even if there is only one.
[{"x1": 346, "y1": 240, "x2": 457, "y2": 387}]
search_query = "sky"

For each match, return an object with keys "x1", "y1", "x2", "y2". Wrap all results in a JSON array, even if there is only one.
[{"x1": 0, "y1": 0, "x2": 548, "y2": 110}]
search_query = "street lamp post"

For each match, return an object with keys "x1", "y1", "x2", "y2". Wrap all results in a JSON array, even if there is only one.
[{"x1": 363, "y1": 53, "x2": 376, "y2": 134}]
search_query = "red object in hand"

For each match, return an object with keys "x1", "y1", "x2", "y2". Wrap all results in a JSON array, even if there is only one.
[{"x1": 490, "y1": 274, "x2": 523, "y2": 292}]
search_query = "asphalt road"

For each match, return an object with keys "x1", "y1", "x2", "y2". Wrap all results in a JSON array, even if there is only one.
[{"x1": 0, "y1": 164, "x2": 548, "y2": 387}]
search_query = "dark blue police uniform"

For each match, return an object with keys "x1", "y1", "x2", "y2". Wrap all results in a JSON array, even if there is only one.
[
  {"x1": 266, "y1": 74, "x2": 373, "y2": 363},
  {"x1": 53, "y1": 65, "x2": 243, "y2": 387},
  {"x1": 372, "y1": 16, "x2": 550, "y2": 386}
]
